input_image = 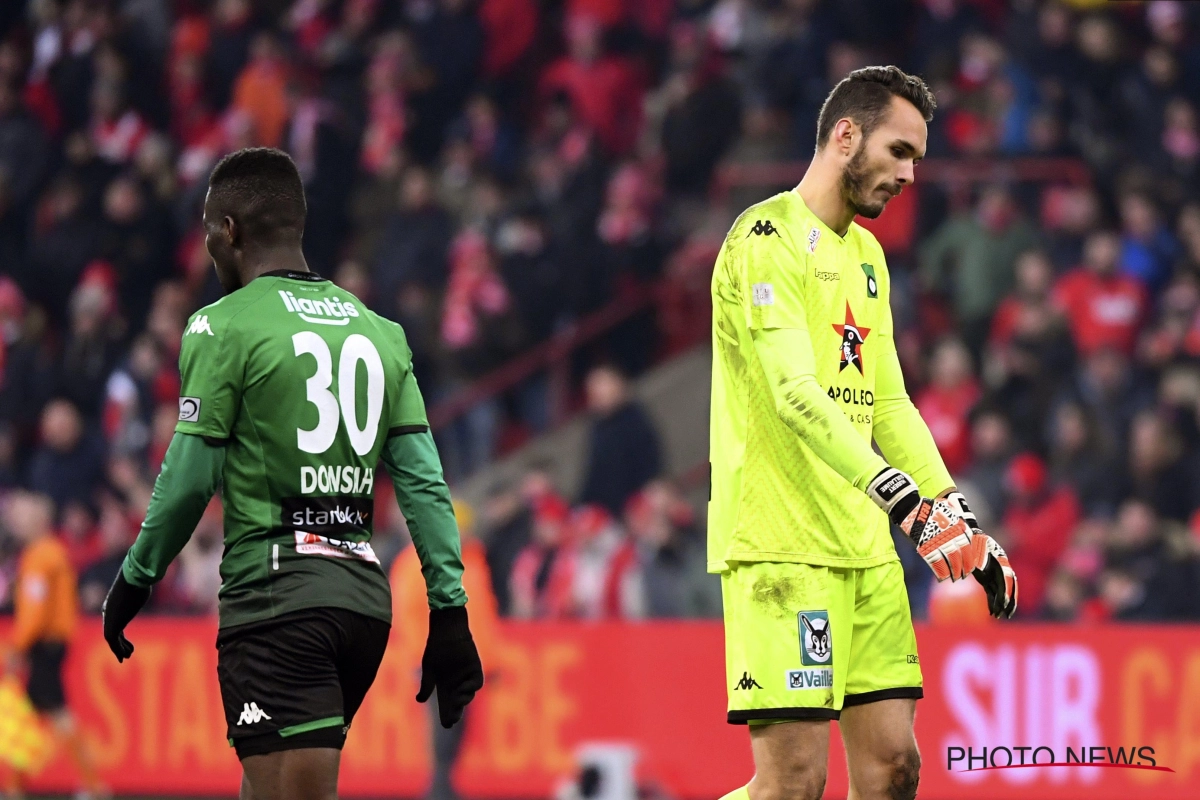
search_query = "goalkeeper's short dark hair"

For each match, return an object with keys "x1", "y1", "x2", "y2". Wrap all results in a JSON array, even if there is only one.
[
  {"x1": 207, "y1": 147, "x2": 307, "y2": 245},
  {"x1": 816, "y1": 66, "x2": 936, "y2": 150}
]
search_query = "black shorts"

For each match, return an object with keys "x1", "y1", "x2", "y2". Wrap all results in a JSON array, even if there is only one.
[
  {"x1": 26, "y1": 640, "x2": 67, "y2": 712},
  {"x1": 216, "y1": 607, "x2": 390, "y2": 760}
]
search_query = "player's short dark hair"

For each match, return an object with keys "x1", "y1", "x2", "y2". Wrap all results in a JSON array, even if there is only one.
[
  {"x1": 816, "y1": 66, "x2": 936, "y2": 150},
  {"x1": 207, "y1": 147, "x2": 306, "y2": 245}
]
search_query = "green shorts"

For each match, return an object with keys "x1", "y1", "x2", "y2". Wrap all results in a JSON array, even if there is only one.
[{"x1": 722, "y1": 559, "x2": 922, "y2": 724}]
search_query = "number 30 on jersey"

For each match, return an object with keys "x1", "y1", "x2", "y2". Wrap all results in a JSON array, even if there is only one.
[{"x1": 292, "y1": 331, "x2": 384, "y2": 456}]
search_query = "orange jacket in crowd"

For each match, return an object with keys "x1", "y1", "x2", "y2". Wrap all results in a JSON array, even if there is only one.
[
  {"x1": 12, "y1": 537, "x2": 78, "y2": 653},
  {"x1": 390, "y1": 538, "x2": 500, "y2": 674}
]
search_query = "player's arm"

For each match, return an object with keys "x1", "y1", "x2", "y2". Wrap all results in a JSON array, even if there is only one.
[
  {"x1": 871, "y1": 265, "x2": 1017, "y2": 618},
  {"x1": 381, "y1": 429, "x2": 465, "y2": 610},
  {"x1": 871, "y1": 290, "x2": 954, "y2": 498},
  {"x1": 752, "y1": 326, "x2": 889, "y2": 488},
  {"x1": 737, "y1": 224, "x2": 888, "y2": 490},
  {"x1": 381, "y1": 350, "x2": 482, "y2": 728},
  {"x1": 104, "y1": 309, "x2": 242, "y2": 661},
  {"x1": 122, "y1": 433, "x2": 224, "y2": 587}
]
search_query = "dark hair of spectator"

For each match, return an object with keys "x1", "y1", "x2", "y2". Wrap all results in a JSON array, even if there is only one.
[
  {"x1": 206, "y1": 147, "x2": 307, "y2": 246},
  {"x1": 816, "y1": 66, "x2": 937, "y2": 149}
]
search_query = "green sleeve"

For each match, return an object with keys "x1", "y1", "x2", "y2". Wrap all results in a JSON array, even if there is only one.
[
  {"x1": 382, "y1": 430, "x2": 466, "y2": 609},
  {"x1": 871, "y1": 306, "x2": 955, "y2": 498},
  {"x1": 122, "y1": 432, "x2": 225, "y2": 588},
  {"x1": 175, "y1": 307, "x2": 244, "y2": 441},
  {"x1": 751, "y1": 326, "x2": 889, "y2": 491}
]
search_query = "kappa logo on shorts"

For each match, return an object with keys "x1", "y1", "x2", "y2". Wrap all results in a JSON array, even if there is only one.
[
  {"x1": 734, "y1": 671, "x2": 763, "y2": 690},
  {"x1": 237, "y1": 702, "x2": 272, "y2": 725},
  {"x1": 799, "y1": 611, "x2": 832, "y2": 666}
]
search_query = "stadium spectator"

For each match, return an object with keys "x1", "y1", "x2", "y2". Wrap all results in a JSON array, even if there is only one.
[
  {"x1": 538, "y1": 14, "x2": 644, "y2": 157},
  {"x1": 1046, "y1": 402, "x2": 1120, "y2": 518},
  {"x1": 27, "y1": 399, "x2": 105, "y2": 512},
  {"x1": 1053, "y1": 230, "x2": 1147, "y2": 356},
  {"x1": 76, "y1": 494, "x2": 133, "y2": 614},
  {"x1": 605, "y1": 481, "x2": 718, "y2": 619},
  {"x1": 1121, "y1": 411, "x2": 1200, "y2": 523},
  {"x1": 920, "y1": 185, "x2": 1042, "y2": 355},
  {"x1": 373, "y1": 166, "x2": 453, "y2": 301},
  {"x1": 1099, "y1": 499, "x2": 1199, "y2": 620},
  {"x1": 509, "y1": 492, "x2": 574, "y2": 619},
  {"x1": 1001, "y1": 453, "x2": 1081, "y2": 616},
  {"x1": 562, "y1": 504, "x2": 624, "y2": 620},
  {"x1": 577, "y1": 365, "x2": 662, "y2": 517},
  {"x1": 962, "y1": 405, "x2": 1015, "y2": 528},
  {"x1": 914, "y1": 337, "x2": 980, "y2": 475}
]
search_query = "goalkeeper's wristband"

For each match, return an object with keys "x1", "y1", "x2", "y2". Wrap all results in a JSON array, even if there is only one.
[{"x1": 865, "y1": 467, "x2": 921, "y2": 527}]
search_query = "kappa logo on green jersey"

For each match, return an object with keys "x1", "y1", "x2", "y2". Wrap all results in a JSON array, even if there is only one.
[
  {"x1": 186, "y1": 315, "x2": 214, "y2": 336},
  {"x1": 860, "y1": 263, "x2": 878, "y2": 299},
  {"x1": 799, "y1": 610, "x2": 832, "y2": 665}
]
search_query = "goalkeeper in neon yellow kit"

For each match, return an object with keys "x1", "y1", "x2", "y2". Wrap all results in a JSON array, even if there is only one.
[{"x1": 709, "y1": 66, "x2": 1017, "y2": 800}]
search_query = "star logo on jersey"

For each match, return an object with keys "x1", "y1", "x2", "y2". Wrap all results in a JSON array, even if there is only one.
[{"x1": 832, "y1": 303, "x2": 871, "y2": 374}]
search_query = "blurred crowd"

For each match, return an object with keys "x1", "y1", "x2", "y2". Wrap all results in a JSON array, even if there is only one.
[{"x1": 0, "y1": 0, "x2": 1199, "y2": 622}]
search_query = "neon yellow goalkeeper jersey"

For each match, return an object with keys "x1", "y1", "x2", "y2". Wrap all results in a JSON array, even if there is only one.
[{"x1": 708, "y1": 190, "x2": 953, "y2": 572}]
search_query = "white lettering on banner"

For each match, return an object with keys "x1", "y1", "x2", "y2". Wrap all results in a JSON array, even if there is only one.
[{"x1": 942, "y1": 643, "x2": 1101, "y2": 786}]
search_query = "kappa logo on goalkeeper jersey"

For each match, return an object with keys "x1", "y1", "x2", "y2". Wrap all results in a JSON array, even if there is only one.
[{"x1": 746, "y1": 219, "x2": 780, "y2": 237}]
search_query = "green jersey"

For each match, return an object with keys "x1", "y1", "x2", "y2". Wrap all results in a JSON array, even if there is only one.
[{"x1": 154, "y1": 270, "x2": 428, "y2": 628}]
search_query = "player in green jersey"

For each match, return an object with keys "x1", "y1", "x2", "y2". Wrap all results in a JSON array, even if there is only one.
[
  {"x1": 101, "y1": 148, "x2": 483, "y2": 799},
  {"x1": 710, "y1": 68, "x2": 1017, "y2": 800}
]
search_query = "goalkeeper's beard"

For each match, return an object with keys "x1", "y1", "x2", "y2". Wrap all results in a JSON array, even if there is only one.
[{"x1": 841, "y1": 144, "x2": 899, "y2": 220}]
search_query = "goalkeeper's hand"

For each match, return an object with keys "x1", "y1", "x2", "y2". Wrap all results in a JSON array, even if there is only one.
[
  {"x1": 866, "y1": 469, "x2": 1017, "y2": 617},
  {"x1": 943, "y1": 491, "x2": 1019, "y2": 619}
]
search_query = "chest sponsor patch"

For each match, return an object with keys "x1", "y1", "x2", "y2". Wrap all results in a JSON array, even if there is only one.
[
  {"x1": 751, "y1": 283, "x2": 775, "y2": 306},
  {"x1": 281, "y1": 495, "x2": 373, "y2": 534},
  {"x1": 294, "y1": 531, "x2": 380, "y2": 564},
  {"x1": 832, "y1": 303, "x2": 871, "y2": 374}
]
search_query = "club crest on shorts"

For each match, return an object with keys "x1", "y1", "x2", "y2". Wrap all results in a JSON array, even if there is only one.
[{"x1": 799, "y1": 611, "x2": 832, "y2": 665}]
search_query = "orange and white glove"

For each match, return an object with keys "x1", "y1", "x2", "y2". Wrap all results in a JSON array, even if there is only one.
[
  {"x1": 943, "y1": 491, "x2": 1018, "y2": 619},
  {"x1": 866, "y1": 468, "x2": 1000, "y2": 589}
]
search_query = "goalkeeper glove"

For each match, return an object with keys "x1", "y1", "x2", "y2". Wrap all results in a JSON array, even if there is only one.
[
  {"x1": 102, "y1": 571, "x2": 151, "y2": 662},
  {"x1": 866, "y1": 467, "x2": 987, "y2": 583},
  {"x1": 416, "y1": 605, "x2": 485, "y2": 728},
  {"x1": 943, "y1": 491, "x2": 1019, "y2": 619}
]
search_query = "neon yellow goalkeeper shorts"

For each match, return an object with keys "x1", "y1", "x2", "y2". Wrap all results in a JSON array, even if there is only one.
[{"x1": 722, "y1": 559, "x2": 922, "y2": 723}]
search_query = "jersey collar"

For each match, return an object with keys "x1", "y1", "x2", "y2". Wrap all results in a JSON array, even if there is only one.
[{"x1": 258, "y1": 269, "x2": 326, "y2": 282}]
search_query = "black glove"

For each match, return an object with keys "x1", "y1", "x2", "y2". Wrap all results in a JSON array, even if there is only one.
[
  {"x1": 416, "y1": 605, "x2": 484, "y2": 728},
  {"x1": 102, "y1": 571, "x2": 151, "y2": 663}
]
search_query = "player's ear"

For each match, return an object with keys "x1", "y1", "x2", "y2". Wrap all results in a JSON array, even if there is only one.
[
  {"x1": 834, "y1": 118, "x2": 856, "y2": 156},
  {"x1": 223, "y1": 215, "x2": 239, "y2": 248}
]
